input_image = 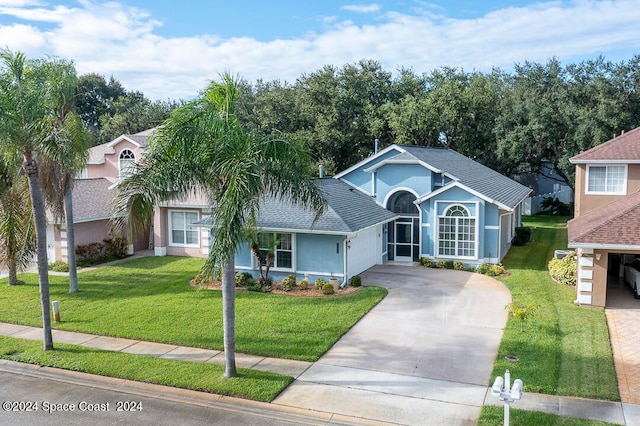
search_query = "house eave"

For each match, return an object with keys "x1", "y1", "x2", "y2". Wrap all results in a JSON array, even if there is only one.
[
  {"x1": 569, "y1": 159, "x2": 640, "y2": 165},
  {"x1": 568, "y1": 242, "x2": 640, "y2": 251}
]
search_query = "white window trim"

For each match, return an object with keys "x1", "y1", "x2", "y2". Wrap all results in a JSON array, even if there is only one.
[
  {"x1": 435, "y1": 202, "x2": 478, "y2": 260},
  {"x1": 585, "y1": 164, "x2": 627, "y2": 195},
  {"x1": 252, "y1": 232, "x2": 295, "y2": 272},
  {"x1": 168, "y1": 210, "x2": 200, "y2": 248}
]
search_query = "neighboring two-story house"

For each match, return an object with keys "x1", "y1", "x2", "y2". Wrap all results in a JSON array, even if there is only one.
[
  {"x1": 568, "y1": 128, "x2": 640, "y2": 307},
  {"x1": 46, "y1": 129, "x2": 152, "y2": 262}
]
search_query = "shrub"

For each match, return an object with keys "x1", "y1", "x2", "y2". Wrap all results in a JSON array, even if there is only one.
[
  {"x1": 477, "y1": 263, "x2": 490, "y2": 274},
  {"x1": 512, "y1": 227, "x2": 532, "y2": 246},
  {"x1": 548, "y1": 252, "x2": 577, "y2": 286},
  {"x1": 235, "y1": 272, "x2": 253, "y2": 287},
  {"x1": 445, "y1": 260, "x2": 454, "y2": 269},
  {"x1": 436, "y1": 260, "x2": 447, "y2": 269},
  {"x1": 322, "y1": 283, "x2": 335, "y2": 295},
  {"x1": 247, "y1": 279, "x2": 261, "y2": 292},
  {"x1": 281, "y1": 275, "x2": 296, "y2": 291},
  {"x1": 453, "y1": 261, "x2": 465, "y2": 271},
  {"x1": 491, "y1": 264, "x2": 505, "y2": 276},
  {"x1": 350, "y1": 275, "x2": 362, "y2": 287},
  {"x1": 314, "y1": 278, "x2": 328, "y2": 289},
  {"x1": 298, "y1": 279, "x2": 309, "y2": 290},
  {"x1": 420, "y1": 257, "x2": 434, "y2": 268},
  {"x1": 103, "y1": 237, "x2": 128, "y2": 259},
  {"x1": 258, "y1": 277, "x2": 272, "y2": 292},
  {"x1": 540, "y1": 197, "x2": 573, "y2": 216},
  {"x1": 76, "y1": 242, "x2": 104, "y2": 264},
  {"x1": 48, "y1": 261, "x2": 69, "y2": 272}
]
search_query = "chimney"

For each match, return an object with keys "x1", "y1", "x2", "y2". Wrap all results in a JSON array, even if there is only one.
[
  {"x1": 375, "y1": 138, "x2": 379, "y2": 154},
  {"x1": 319, "y1": 164, "x2": 324, "y2": 178}
]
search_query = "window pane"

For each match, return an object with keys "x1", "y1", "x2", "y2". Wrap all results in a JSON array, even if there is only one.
[
  {"x1": 277, "y1": 251, "x2": 292, "y2": 268},
  {"x1": 172, "y1": 230, "x2": 184, "y2": 244},
  {"x1": 588, "y1": 166, "x2": 606, "y2": 192},
  {"x1": 607, "y1": 166, "x2": 625, "y2": 192}
]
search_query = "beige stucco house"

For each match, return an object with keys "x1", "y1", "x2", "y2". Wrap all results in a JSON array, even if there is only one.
[{"x1": 568, "y1": 127, "x2": 640, "y2": 307}]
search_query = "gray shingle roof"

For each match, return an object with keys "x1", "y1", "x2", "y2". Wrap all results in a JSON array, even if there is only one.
[
  {"x1": 197, "y1": 179, "x2": 397, "y2": 233},
  {"x1": 71, "y1": 178, "x2": 114, "y2": 222},
  {"x1": 401, "y1": 145, "x2": 531, "y2": 209}
]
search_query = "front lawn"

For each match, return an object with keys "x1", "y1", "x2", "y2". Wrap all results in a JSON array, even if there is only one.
[
  {"x1": 0, "y1": 256, "x2": 387, "y2": 362},
  {"x1": 0, "y1": 336, "x2": 292, "y2": 402},
  {"x1": 490, "y1": 216, "x2": 619, "y2": 400}
]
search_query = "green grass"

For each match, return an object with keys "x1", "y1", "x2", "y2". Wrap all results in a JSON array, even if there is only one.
[
  {"x1": 0, "y1": 335, "x2": 291, "y2": 402},
  {"x1": 478, "y1": 405, "x2": 619, "y2": 426},
  {"x1": 0, "y1": 256, "x2": 387, "y2": 361},
  {"x1": 490, "y1": 216, "x2": 619, "y2": 400}
]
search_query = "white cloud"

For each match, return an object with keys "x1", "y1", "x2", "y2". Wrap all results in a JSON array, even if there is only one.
[
  {"x1": 0, "y1": 0, "x2": 639, "y2": 100},
  {"x1": 342, "y1": 4, "x2": 381, "y2": 13}
]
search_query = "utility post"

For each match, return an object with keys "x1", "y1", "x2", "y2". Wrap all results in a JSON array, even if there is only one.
[{"x1": 491, "y1": 369, "x2": 523, "y2": 426}]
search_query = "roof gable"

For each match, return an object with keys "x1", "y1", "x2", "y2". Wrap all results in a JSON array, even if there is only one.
[{"x1": 570, "y1": 127, "x2": 640, "y2": 164}]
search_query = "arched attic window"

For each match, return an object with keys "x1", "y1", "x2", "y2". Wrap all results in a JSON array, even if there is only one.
[{"x1": 119, "y1": 149, "x2": 136, "y2": 179}]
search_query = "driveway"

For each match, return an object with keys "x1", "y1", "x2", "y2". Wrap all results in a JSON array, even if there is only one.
[
  {"x1": 606, "y1": 276, "x2": 640, "y2": 405},
  {"x1": 273, "y1": 264, "x2": 511, "y2": 425}
]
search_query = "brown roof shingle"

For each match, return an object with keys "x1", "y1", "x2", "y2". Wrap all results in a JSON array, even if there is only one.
[
  {"x1": 568, "y1": 190, "x2": 640, "y2": 246},
  {"x1": 571, "y1": 127, "x2": 640, "y2": 163}
]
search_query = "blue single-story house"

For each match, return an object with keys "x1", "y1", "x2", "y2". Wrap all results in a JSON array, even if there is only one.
[{"x1": 200, "y1": 144, "x2": 531, "y2": 285}]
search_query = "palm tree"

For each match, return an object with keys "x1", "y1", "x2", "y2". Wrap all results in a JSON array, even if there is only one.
[
  {"x1": 112, "y1": 74, "x2": 326, "y2": 377},
  {"x1": 0, "y1": 163, "x2": 36, "y2": 285},
  {"x1": 38, "y1": 58, "x2": 91, "y2": 293},
  {"x1": 0, "y1": 50, "x2": 76, "y2": 350}
]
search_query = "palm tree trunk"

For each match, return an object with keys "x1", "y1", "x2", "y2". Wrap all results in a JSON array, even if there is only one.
[
  {"x1": 24, "y1": 157, "x2": 54, "y2": 350},
  {"x1": 221, "y1": 254, "x2": 236, "y2": 377},
  {"x1": 8, "y1": 261, "x2": 18, "y2": 286},
  {"x1": 65, "y1": 182, "x2": 78, "y2": 293}
]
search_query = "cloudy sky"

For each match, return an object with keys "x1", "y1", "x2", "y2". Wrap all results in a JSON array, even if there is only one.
[{"x1": 1, "y1": 0, "x2": 638, "y2": 100}]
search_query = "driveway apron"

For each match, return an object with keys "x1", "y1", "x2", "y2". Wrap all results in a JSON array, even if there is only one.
[{"x1": 273, "y1": 264, "x2": 511, "y2": 425}]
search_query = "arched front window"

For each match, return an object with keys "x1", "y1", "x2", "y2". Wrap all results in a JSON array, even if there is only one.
[
  {"x1": 438, "y1": 205, "x2": 476, "y2": 258},
  {"x1": 119, "y1": 149, "x2": 136, "y2": 179},
  {"x1": 388, "y1": 191, "x2": 419, "y2": 215}
]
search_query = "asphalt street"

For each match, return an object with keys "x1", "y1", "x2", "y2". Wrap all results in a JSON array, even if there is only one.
[{"x1": 0, "y1": 368, "x2": 356, "y2": 426}]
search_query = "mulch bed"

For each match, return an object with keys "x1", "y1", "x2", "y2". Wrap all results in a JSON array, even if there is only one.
[{"x1": 191, "y1": 279, "x2": 361, "y2": 297}]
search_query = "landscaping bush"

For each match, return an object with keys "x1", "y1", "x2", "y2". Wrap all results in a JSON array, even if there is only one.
[
  {"x1": 512, "y1": 227, "x2": 532, "y2": 246},
  {"x1": 453, "y1": 261, "x2": 465, "y2": 271},
  {"x1": 548, "y1": 251, "x2": 577, "y2": 286},
  {"x1": 350, "y1": 275, "x2": 362, "y2": 287},
  {"x1": 436, "y1": 259, "x2": 447, "y2": 269},
  {"x1": 419, "y1": 257, "x2": 434, "y2": 268},
  {"x1": 48, "y1": 260, "x2": 69, "y2": 272},
  {"x1": 445, "y1": 260, "x2": 454, "y2": 269},
  {"x1": 322, "y1": 283, "x2": 335, "y2": 295},
  {"x1": 477, "y1": 263, "x2": 490, "y2": 274},
  {"x1": 281, "y1": 275, "x2": 296, "y2": 291},
  {"x1": 235, "y1": 272, "x2": 253, "y2": 287},
  {"x1": 298, "y1": 279, "x2": 309, "y2": 290},
  {"x1": 76, "y1": 242, "x2": 104, "y2": 263},
  {"x1": 540, "y1": 196, "x2": 573, "y2": 216},
  {"x1": 314, "y1": 278, "x2": 327, "y2": 289},
  {"x1": 103, "y1": 237, "x2": 128, "y2": 259}
]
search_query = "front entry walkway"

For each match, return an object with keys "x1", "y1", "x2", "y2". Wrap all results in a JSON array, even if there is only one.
[{"x1": 273, "y1": 264, "x2": 512, "y2": 425}]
